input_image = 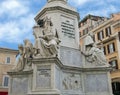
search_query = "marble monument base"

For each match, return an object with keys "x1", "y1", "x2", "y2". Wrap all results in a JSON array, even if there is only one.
[
  {"x1": 8, "y1": 70, "x2": 33, "y2": 95},
  {"x1": 8, "y1": 57, "x2": 113, "y2": 95}
]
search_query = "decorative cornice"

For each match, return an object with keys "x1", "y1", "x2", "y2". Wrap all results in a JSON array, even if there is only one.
[
  {"x1": 31, "y1": 57, "x2": 112, "y2": 72},
  {"x1": 8, "y1": 57, "x2": 112, "y2": 76},
  {"x1": 113, "y1": 20, "x2": 120, "y2": 28},
  {"x1": 30, "y1": 57, "x2": 63, "y2": 68},
  {"x1": 35, "y1": 6, "x2": 80, "y2": 21},
  {"x1": 7, "y1": 70, "x2": 33, "y2": 75}
]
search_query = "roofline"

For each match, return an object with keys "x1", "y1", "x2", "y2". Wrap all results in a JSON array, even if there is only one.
[
  {"x1": 0, "y1": 47, "x2": 18, "y2": 53},
  {"x1": 79, "y1": 14, "x2": 108, "y2": 24}
]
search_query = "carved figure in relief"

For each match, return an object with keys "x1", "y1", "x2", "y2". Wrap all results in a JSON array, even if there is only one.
[
  {"x1": 33, "y1": 17, "x2": 60, "y2": 57},
  {"x1": 81, "y1": 34, "x2": 107, "y2": 66},
  {"x1": 62, "y1": 74, "x2": 81, "y2": 90},
  {"x1": 63, "y1": 78, "x2": 69, "y2": 89}
]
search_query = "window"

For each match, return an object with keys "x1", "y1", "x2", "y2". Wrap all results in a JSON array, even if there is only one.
[
  {"x1": 101, "y1": 46, "x2": 106, "y2": 55},
  {"x1": 109, "y1": 60, "x2": 118, "y2": 69},
  {"x1": 107, "y1": 43, "x2": 115, "y2": 54},
  {"x1": 97, "y1": 30, "x2": 104, "y2": 40},
  {"x1": 6, "y1": 57, "x2": 10, "y2": 64},
  {"x1": 118, "y1": 31, "x2": 120, "y2": 41},
  {"x1": 83, "y1": 28, "x2": 88, "y2": 35},
  {"x1": 3, "y1": 76, "x2": 9, "y2": 87},
  {"x1": 105, "y1": 26, "x2": 111, "y2": 37},
  {"x1": 83, "y1": 21, "x2": 87, "y2": 25}
]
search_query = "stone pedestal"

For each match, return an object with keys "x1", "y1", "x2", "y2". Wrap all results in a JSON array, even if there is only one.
[
  {"x1": 8, "y1": 57, "x2": 113, "y2": 95},
  {"x1": 28, "y1": 58, "x2": 61, "y2": 95},
  {"x1": 8, "y1": 71, "x2": 33, "y2": 95}
]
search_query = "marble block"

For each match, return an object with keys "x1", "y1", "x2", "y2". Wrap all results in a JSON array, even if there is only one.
[
  {"x1": 84, "y1": 72, "x2": 113, "y2": 95},
  {"x1": 8, "y1": 71, "x2": 33, "y2": 95},
  {"x1": 59, "y1": 46, "x2": 83, "y2": 67},
  {"x1": 36, "y1": 65, "x2": 51, "y2": 89},
  {"x1": 8, "y1": 57, "x2": 113, "y2": 95}
]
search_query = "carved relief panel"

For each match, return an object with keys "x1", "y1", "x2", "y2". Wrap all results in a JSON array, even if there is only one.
[{"x1": 62, "y1": 73, "x2": 82, "y2": 91}]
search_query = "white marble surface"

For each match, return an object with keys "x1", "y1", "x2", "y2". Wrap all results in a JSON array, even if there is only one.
[
  {"x1": 9, "y1": 76, "x2": 28, "y2": 95},
  {"x1": 59, "y1": 46, "x2": 83, "y2": 67},
  {"x1": 34, "y1": 0, "x2": 80, "y2": 49}
]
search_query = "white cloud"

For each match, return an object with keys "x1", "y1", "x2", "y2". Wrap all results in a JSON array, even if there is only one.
[
  {"x1": 68, "y1": 0, "x2": 93, "y2": 7},
  {"x1": 0, "y1": 0, "x2": 29, "y2": 18},
  {"x1": 0, "y1": 0, "x2": 35, "y2": 44},
  {"x1": 0, "y1": 14, "x2": 35, "y2": 43},
  {"x1": 0, "y1": 0, "x2": 120, "y2": 49},
  {"x1": 81, "y1": 4, "x2": 118, "y2": 18},
  {"x1": 71, "y1": 0, "x2": 120, "y2": 19}
]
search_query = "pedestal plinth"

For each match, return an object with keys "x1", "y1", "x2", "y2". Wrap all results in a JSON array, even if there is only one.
[
  {"x1": 8, "y1": 57, "x2": 113, "y2": 95},
  {"x1": 8, "y1": 70, "x2": 33, "y2": 95}
]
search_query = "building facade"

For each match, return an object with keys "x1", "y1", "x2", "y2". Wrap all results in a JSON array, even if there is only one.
[
  {"x1": 79, "y1": 13, "x2": 120, "y2": 95},
  {"x1": 0, "y1": 47, "x2": 18, "y2": 95}
]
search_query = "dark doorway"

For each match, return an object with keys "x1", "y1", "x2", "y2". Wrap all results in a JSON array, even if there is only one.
[{"x1": 112, "y1": 82, "x2": 120, "y2": 95}]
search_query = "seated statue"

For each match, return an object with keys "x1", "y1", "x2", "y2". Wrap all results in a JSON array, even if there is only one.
[
  {"x1": 12, "y1": 39, "x2": 34, "y2": 72},
  {"x1": 11, "y1": 44, "x2": 25, "y2": 72},
  {"x1": 23, "y1": 39, "x2": 34, "y2": 59},
  {"x1": 33, "y1": 17, "x2": 60, "y2": 57},
  {"x1": 81, "y1": 34, "x2": 108, "y2": 66}
]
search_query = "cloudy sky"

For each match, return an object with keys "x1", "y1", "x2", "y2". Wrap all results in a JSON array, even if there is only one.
[{"x1": 0, "y1": 0, "x2": 120, "y2": 49}]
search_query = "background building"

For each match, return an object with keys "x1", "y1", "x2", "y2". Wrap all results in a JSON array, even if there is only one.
[
  {"x1": 79, "y1": 13, "x2": 120, "y2": 95},
  {"x1": 79, "y1": 14, "x2": 108, "y2": 37},
  {"x1": 0, "y1": 47, "x2": 18, "y2": 95}
]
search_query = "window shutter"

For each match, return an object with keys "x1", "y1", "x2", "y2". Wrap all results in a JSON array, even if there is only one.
[
  {"x1": 97, "y1": 32, "x2": 100, "y2": 40},
  {"x1": 118, "y1": 31, "x2": 120, "y2": 41},
  {"x1": 6, "y1": 57, "x2": 10, "y2": 63},
  {"x1": 109, "y1": 27, "x2": 111, "y2": 35},
  {"x1": 105, "y1": 28, "x2": 108, "y2": 36},
  {"x1": 104, "y1": 46, "x2": 106, "y2": 55},
  {"x1": 113, "y1": 43, "x2": 115, "y2": 52},
  {"x1": 107, "y1": 44, "x2": 110, "y2": 54},
  {"x1": 102, "y1": 30, "x2": 104, "y2": 38},
  {"x1": 4, "y1": 76, "x2": 9, "y2": 87},
  {"x1": 115, "y1": 60, "x2": 118, "y2": 69}
]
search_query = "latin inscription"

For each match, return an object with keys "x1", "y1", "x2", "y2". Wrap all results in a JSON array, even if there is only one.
[
  {"x1": 36, "y1": 65, "x2": 51, "y2": 89},
  {"x1": 61, "y1": 16, "x2": 75, "y2": 39}
]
